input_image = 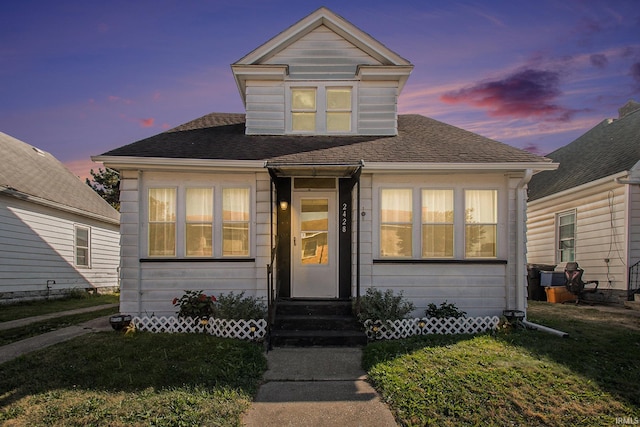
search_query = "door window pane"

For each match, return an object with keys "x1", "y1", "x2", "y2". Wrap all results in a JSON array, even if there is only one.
[
  {"x1": 300, "y1": 199, "x2": 328, "y2": 265},
  {"x1": 380, "y1": 189, "x2": 412, "y2": 257},
  {"x1": 149, "y1": 188, "x2": 176, "y2": 256},
  {"x1": 465, "y1": 190, "x2": 497, "y2": 257}
]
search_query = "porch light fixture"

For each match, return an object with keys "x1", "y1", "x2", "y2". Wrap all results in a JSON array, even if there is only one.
[{"x1": 279, "y1": 200, "x2": 288, "y2": 211}]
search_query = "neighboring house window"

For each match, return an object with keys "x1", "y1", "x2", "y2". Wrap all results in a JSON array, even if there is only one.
[
  {"x1": 185, "y1": 188, "x2": 213, "y2": 257},
  {"x1": 289, "y1": 85, "x2": 353, "y2": 134},
  {"x1": 380, "y1": 188, "x2": 413, "y2": 257},
  {"x1": 557, "y1": 210, "x2": 575, "y2": 263},
  {"x1": 465, "y1": 190, "x2": 497, "y2": 258},
  {"x1": 75, "y1": 225, "x2": 90, "y2": 267},
  {"x1": 222, "y1": 188, "x2": 250, "y2": 257},
  {"x1": 148, "y1": 188, "x2": 177, "y2": 256},
  {"x1": 422, "y1": 189, "x2": 454, "y2": 258}
]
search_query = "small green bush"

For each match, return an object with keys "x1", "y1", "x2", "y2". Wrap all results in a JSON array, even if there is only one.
[
  {"x1": 213, "y1": 292, "x2": 266, "y2": 320},
  {"x1": 356, "y1": 288, "x2": 415, "y2": 322},
  {"x1": 425, "y1": 301, "x2": 467, "y2": 319}
]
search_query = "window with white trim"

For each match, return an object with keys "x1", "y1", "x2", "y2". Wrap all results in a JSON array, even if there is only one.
[
  {"x1": 464, "y1": 190, "x2": 497, "y2": 258},
  {"x1": 289, "y1": 85, "x2": 354, "y2": 134},
  {"x1": 146, "y1": 185, "x2": 251, "y2": 258},
  {"x1": 148, "y1": 188, "x2": 177, "y2": 257},
  {"x1": 378, "y1": 187, "x2": 499, "y2": 259},
  {"x1": 74, "y1": 225, "x2": 90, "y2": 267},
  {"x1": 556, "y1": 210, "x2": 575, "y2": 263}
]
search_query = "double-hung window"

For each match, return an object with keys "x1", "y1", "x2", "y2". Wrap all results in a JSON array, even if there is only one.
[
  {"x1": 222, "y1": 188, "x2": 250, "y2": 257},
  {"x1": 74, "y1": 225, "x2": 90, "y2": 267},
  {"x1": 185, "y1": 188, "x2": 213, "y2": 257},
  {"x1": 557, "y1": 210, "x2": 575, "y2": 263},
  {"x1": 464, "y1": 190, "x2": 497, "y2": 258},
  {"x1": 148, "y1": 188, "x2": 177, "y2": 257},
  {"x1": 290, "y1": 86, "x2": 353, "y2": 134},
  {"x1": 422, "y1": 189, "x2": 454, "y2": 258},
  {"x1": 380, "y1": 189, "x2": 413, "y2": 257}
]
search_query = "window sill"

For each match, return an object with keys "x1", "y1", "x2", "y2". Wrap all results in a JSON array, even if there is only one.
[
  {"x1": 140, "y1": 258, "x2": 255, "y2": 263},
  {"x1": 373, "y1": 259, "x2": 507, "y2": 265}
]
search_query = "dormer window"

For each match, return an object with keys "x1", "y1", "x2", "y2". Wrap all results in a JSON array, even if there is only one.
[{"x1": 288, "y1": 84, "x2": 354, "y2": 134}]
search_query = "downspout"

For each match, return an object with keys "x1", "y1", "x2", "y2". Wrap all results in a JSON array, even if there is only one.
[
  {"x1": 516, "y1": 169, "x2": 568, "y2": 337},
  {"x1": 138, "y1": 170, "x2": 143, "y2": 316},
  {"x1": 516, "y1": 169, "x2": 533, "y2": 313}
]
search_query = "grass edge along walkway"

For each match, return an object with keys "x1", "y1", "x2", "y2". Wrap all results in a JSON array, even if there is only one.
[{"x1": 0, "y1": 303, "x2": 119, "y2": 331}]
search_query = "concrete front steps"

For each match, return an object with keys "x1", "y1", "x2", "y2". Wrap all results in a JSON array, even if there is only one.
[{"x1": 270, "y1": 299, "x2": 367, "y2": 347}]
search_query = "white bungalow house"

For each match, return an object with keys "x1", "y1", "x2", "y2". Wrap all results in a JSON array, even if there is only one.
[
  {"x1": 94, "y1": 7, "x2": 556, "y2": 330},
  {"x1": 0, "y1": 132, "x2": 120, "y2": 303},
  {"x1": 527, "y1": 100, "x2": 640, "y2": 304}
]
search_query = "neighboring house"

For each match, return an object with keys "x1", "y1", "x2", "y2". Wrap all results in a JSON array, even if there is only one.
[
  {"x1": 0, "y1": 132, "x2": 120, "y2": 303},
  {"x1": 527, "y1": 100, "x2": 640, "y2": 303},
  {"x1": 94, "y1": 7, "x2": 555, "y2": 319}
]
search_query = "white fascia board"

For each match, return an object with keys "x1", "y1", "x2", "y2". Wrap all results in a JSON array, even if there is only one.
[
  {"x1": 364, "y1": 162, "x2": 558, "y2": 174},
  {"x1": 231, "y1": 64, "x2": 289, "y2": 106},
  {"x1": 91, "y1": 156, "x2": 266, "y2": 174},
  {"x1": 357, "y1": 65, "x2": 414, "y2": 93}
]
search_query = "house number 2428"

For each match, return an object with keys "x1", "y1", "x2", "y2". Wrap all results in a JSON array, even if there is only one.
[{"x1": 341, "y1": 203, "x2": 348, "y2": 233}]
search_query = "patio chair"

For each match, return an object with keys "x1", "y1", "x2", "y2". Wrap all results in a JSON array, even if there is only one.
[{"x1": 564, "y1": 262, "x2": 599, "y2": 303}]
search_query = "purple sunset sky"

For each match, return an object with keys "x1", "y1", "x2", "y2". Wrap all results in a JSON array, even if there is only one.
[{"x1": 1, "y1": 0, "x2": 639, "y2": 179}]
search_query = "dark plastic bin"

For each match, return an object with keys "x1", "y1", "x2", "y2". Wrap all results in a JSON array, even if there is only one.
[{"x1": 527, "y1": 264, "x2": 556, "y2": 301}]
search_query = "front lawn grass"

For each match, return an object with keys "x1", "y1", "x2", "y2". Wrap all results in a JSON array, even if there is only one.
[
  {"x1": 363, "y1": 302, "x2": 640, "y2": 426},
  {"x1": 0, "y1": 332, "x2": 267, "y2": 426},
  {"x1": 0, "y1": 293, "x2": 119, "y2": 323}
]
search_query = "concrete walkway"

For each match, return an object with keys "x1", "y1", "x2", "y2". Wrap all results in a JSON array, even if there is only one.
[
  {"x1": 242, "y1": 347, "x2": 398, "y2": 427},
  {"x1": 0, "y1": 305, "x2": 116, "y2": 365}
]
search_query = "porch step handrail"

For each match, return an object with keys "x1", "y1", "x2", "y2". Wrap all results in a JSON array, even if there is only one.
[
  {"x1": 629, "y1": 260, "x2": 640, "y2": 300},
  {"x1": 266, "y1": 240, "x2": 278, "y2": 348}
]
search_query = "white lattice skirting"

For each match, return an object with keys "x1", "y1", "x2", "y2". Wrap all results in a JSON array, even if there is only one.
[
  {"x1": 363, "y1": 316, "x2": 500, "y2": 340},
  {"x1": 132, "y1": 316, "x2": 267, "y2": 341}
]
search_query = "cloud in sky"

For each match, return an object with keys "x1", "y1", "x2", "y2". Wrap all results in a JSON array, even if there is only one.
[
  {"x1": 139, "y1": 118, "x2": 154, "y2": 128},
  {"x1": 440, "y1": 69, "x2": 579, "y2": 122},
  {"x1": 590, "y1": 53, "x2": 608, "y2": 69}
]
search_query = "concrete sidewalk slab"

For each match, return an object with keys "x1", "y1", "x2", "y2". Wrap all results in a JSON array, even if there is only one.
[
  {"x1": 242, "y1": 347, "x2": 397, "y2": 427},
  {"x1": 0, "y1": 315, "x2": 113, "y2": 364}
]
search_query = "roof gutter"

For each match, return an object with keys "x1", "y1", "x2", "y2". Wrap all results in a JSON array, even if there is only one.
[
  {"x1": 0, "y1": 186, "x2": 120, "y2": 225},
  {"x1": 91, "y1": 156, "x2": 266, "y2": 173},
  {"x1": 364, "y1": 161, "x2": 558, "y2": 173}
]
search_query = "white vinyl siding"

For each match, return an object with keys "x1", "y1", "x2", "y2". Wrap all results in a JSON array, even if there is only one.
[
  {"x1": 362, "y1": 173, "x2": 517, "y2": 317},
  {"x1": 0, "y1": 195, "x2": 120, "y2": 297},
  {"x1": 121, "y1": 171, "x2": 267, "y2": 317},
  {"x1": 358, "y1": 82, "x2": 399, "y2": 135},
  {"x1": 265, "y1": 25, "x2": 381, "y2": 80},
  {"x1": 527, "y1": 179, "x2": 629, "y2": 291},
  {"x1": 245, "y1": 82, "x2": 285, "y2": 135}
]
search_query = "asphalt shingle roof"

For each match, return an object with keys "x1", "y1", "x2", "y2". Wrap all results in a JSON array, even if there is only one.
[
  {"x1": 528, "y1": 102, "x2": 640, "y2": 201},
  {"x1": 0, "y1": 132, "x2": 120, "y2": 223},
  {"x1": 100, "y1": 113, "x2": 547, "y2": 165}
]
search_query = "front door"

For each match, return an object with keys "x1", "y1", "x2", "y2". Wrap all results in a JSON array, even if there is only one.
[{"x1": 291, "y1": 191, "x2": 337, "y2": 298}]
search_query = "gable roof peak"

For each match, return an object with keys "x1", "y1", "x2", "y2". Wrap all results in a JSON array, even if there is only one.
[{"x1": 233, "y1": 7, "x2": 411, "y2": 66}]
